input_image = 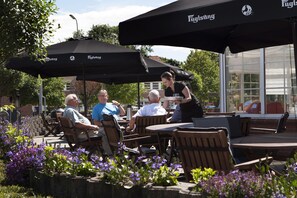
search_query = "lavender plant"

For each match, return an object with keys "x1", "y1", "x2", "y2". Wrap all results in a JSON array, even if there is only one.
[
  {"x1": 5, "y1": 143, "x2": 45, "y2": 185},
  {"x1": 69, "y1": 148, "x2": 97, "y2": 177},
  {"x1": 199, "y1": 170, "x2": 275, "y2": 197}
]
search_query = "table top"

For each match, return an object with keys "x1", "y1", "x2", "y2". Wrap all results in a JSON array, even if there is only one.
[
  {"x1": 231, "y1": 133, "x2": 297, "y2": 149},
  {"x1": 146, "y1": 122, "x2": 193, "y2": 134}
]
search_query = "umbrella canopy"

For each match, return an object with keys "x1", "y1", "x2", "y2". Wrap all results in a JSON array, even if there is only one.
[
  {"x1": 76, "y1": 57, "x2": 193, "y2": 84},
  {"x1": 6, "y1": 37, "x2": 148, "y2": 78},
  {"x1": 6, "y1": 37, "x2": 148, "y2": 115},
  {"x1": 119, "y1": 0, "x2": 297, "y2": 54},
  {"x1": 76, "y1": 57, "x2": 193, "y2": 108}
]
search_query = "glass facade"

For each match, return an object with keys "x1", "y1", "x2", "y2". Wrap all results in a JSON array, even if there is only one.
[{"x1": 224, "y1": 45, "x2": 297, "y2": 115}]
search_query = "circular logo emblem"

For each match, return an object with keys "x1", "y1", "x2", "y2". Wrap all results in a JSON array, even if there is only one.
[
  {"x1": 242, "y1": 5, "x2": 252, "y2": 16},
  {"x1": 70, "y1": 56, "x2": 75, "y2": 61}
]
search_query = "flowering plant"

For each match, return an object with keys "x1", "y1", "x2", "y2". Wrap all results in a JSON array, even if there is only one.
[
  {"x1": 6, "y1": 143, "x2": 45, "y2": 185},
  {"x1": 191, "y1": 167, "x2": 216, "y2": 192},
  {"x1": 43, "y1": 146, "x2": 72, "y2": 176},
  {"x1": 69, "y1": 148, "x2": 97, "y2": 177},
  {"x1": 98, "y1": 148, "x2": 181, "y2": 188},
  {"x1": 148, "y1": 156, "x2": 181, "y2": 186},
  {"x1": 199, "y1": 170, "x2": 273, "y2": 197}
]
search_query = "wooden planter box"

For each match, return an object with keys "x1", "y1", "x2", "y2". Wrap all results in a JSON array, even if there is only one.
[{"x1": 29, "y1": 171, "x2": 204, "y2": 198}]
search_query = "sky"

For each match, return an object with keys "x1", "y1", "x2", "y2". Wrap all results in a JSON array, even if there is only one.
[{"x1": 50, "y1": 0, "x2": 193, "y2": 62}]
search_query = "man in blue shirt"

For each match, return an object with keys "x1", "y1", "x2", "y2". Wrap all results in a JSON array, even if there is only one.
[
  {"x1": 92, "y1": 90, "x2": 125, "y2": 155},
  {"x1": 92, "y1": 89, "x2": 126, "y2": 126}
]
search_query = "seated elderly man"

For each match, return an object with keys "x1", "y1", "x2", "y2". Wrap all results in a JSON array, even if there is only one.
[
  {"x1": 63, "y1": 94, "x2": 112, "y2": 155},
  {"x1": 126, "y1": 89, "x2": 167, "y2": 132}
]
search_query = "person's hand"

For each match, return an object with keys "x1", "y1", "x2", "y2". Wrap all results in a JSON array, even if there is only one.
[
  {"x1": 126, "y1": 126, "x2": 132, "y2": 133},
  {"x1": 112, "y1": 100, "x2": 121, "y2": 107}
]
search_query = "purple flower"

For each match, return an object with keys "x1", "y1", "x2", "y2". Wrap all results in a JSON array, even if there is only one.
[{"x1": 130, "y1": 172, "x2": 140, "y2": 184}]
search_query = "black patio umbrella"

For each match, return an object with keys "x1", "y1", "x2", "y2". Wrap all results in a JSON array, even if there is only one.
[
  {"x1": 119, "y1": 0, "x2": 297, "y2": 83},
  {"x1": 76, "y1": 57, "x2": 193, "y2": 108},
  {"x1": 6, "y1": 37, "x2": 148, "y2": 114},
  {"x1": 77, "y1": 57, "x2": 193, "y2": 83}
]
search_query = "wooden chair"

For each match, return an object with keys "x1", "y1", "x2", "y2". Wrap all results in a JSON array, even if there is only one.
[
  {"x1": 58, "y1": 117, "x2": 104, "y2": 156},
  {"x1": 134, "y1": 115, "x2": 168, "y2": 152},
  {"x1": 250, "y1": 112, "x2": 289, "y2": 134},
  {"x1": 101, "y1": 114, "x2": 156, "y2": 156},
  {"x1": 173, "y1": 128, "x2": 273, "y2": 181},
  {"x1": 41, "y1": 113, "x2": 59, "y2": 137}
]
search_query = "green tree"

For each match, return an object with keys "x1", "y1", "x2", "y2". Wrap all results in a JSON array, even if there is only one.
[
  {"x1": 43, "y1": 78, "x2": 65, "y2": 110},
  {"x1": 72, "y1": 80, "x2": 102, "y2": 108},
  {"x1": 88, "y1": 24, "x2": 118, "y2": 44},
  {"x1": 18, "y1": 75, "x2": 39, "y2": 106},
  {"x1": 85, "y1": 24, "x2": 153, "y2": 104},
  {"x1": 0, "y1": 0, "x2": 57, "y2": 64},
  {"x1": 0, "y1": 66, "x2": 23, "y2": 98},
  {"x1": 160, "y1": 57, "x2": 182, "y2": 67},
  {"x1": 183, "y1": 50, "x2": 220, "y2": 105},
  {"x1": 105, "y1": 83, "x2": 144, "y2": 106},
  {"x1": 16, "y1": 76, "x2": 65, "y2": 110}
]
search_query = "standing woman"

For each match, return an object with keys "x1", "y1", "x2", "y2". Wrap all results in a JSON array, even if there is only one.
[{"x1": 161, "y1": 71, "x2": 203, "y2": 122}]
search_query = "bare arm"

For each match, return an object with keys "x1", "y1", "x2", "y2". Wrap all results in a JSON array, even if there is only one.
[
  {"x1": 175, "y1": 86, "x2": 192, "y2": 104},
  {"x1": 126, "y1": 117, "x2": 136, "y2": 132},
  {"x1": 163, "y1": 100, "x2": 169, "y2": 109},
  {"x1": 118, "y1": 105, "x2": 126, "y2": 116},
  {"x1": 74, "y1": 122, "x2": 99, "y2": 130},
  {"x1": 112, "y1": 100, "x2": 126, "y2": 116}
]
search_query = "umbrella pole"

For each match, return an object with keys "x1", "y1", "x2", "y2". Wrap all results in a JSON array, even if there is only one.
[
  {"x1": 293, "y1": 20, "x2": 297, "y2": 87},
  {"x1": 137, "y1": 81, "x2": 140, "y2": 109},
  {"x1": 83, "y1": 67, "x2": 88, "y2": 116}
]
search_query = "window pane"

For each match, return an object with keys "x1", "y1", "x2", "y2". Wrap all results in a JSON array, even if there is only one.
[
  {"x1": 265, "y1": 45, "x2": 295, "y2": 114},
  {"x1": 226, "y1": 49, "x2": 260, "y2": 113}
]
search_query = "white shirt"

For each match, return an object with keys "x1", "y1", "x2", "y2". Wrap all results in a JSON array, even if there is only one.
[{"x1": 132, "y1": 103, "x2": 167, "y2": 118}]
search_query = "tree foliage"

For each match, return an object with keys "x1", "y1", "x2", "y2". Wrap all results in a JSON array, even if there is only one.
[
  {"x1": 71, "y1": 80, "x2": 102, "y2": 108},
  {"x1": 105, "y1": 83, "x2": 144, "y2": 106},
  {"x1": 43, "y1": 78, "x2": 65, "y2": 110},
  {"x1": 88, "y1": 24, "x2": 119, "y2": 45},
  {"x1": 0, "y1": 0, "x2": 57, "y2": 64},
  {"x1": 0, "y1": 66, "x2": 23, "y2": 97},
  {"x1": 18, "y1": 75, "x2": 39, "y2": 106},
  {"x1": 183, "y1": 50, "x2": 220, "y2": 105}
]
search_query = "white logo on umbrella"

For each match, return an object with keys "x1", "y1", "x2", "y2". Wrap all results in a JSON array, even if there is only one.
[
  {"x1": 242, "y1": 5, "x2": 252, "y2": 16},
  {"x1": 70, "y1": 56, "x2": 75, "y2": 61}
]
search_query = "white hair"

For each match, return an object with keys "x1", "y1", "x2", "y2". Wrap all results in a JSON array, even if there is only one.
[
  {"x1": 65, "y1": 94, "x2": 78, "y2": 105},
  {"x1": 98, "y1": 89, "x2": 108, "y2": 96},
  {"x1": 148, "y1": 89, "x2": 160, "y2": 101}
]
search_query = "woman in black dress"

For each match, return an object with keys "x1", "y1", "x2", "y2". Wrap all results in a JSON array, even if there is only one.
[{"x1": 161, "y1": 71, "x2": 203, "y2": 122}]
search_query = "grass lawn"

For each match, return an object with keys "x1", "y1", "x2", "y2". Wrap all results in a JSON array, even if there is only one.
[{"x1": 0, "y1": 160, "x2": 48, "y2": 198}]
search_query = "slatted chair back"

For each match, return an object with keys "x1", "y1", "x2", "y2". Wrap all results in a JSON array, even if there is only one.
[
  {"x1": 101, "y1": 116, "x2": 122, "y2": 153},
  {"x1": 41, "y1": 113, "x2": 58, "y2": 137},
  {"x1": 101, "y1": 114, "x2": 156, "y2": 156},
  {"x1": 276, "y1": 112, "x2": 289, "y2": 133},
  {"x1": 58, "y1": 116, "x2": 80, "y2": 150},
  {"x1": 173, "y1": 128, "x2": 234, "y2": 181},
  {"x1": 58, "y1": 116, "x2": 104, "y2": 155},
  {"x1": 134, "y1": 115, "x2": 167, "y2": 136}
]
